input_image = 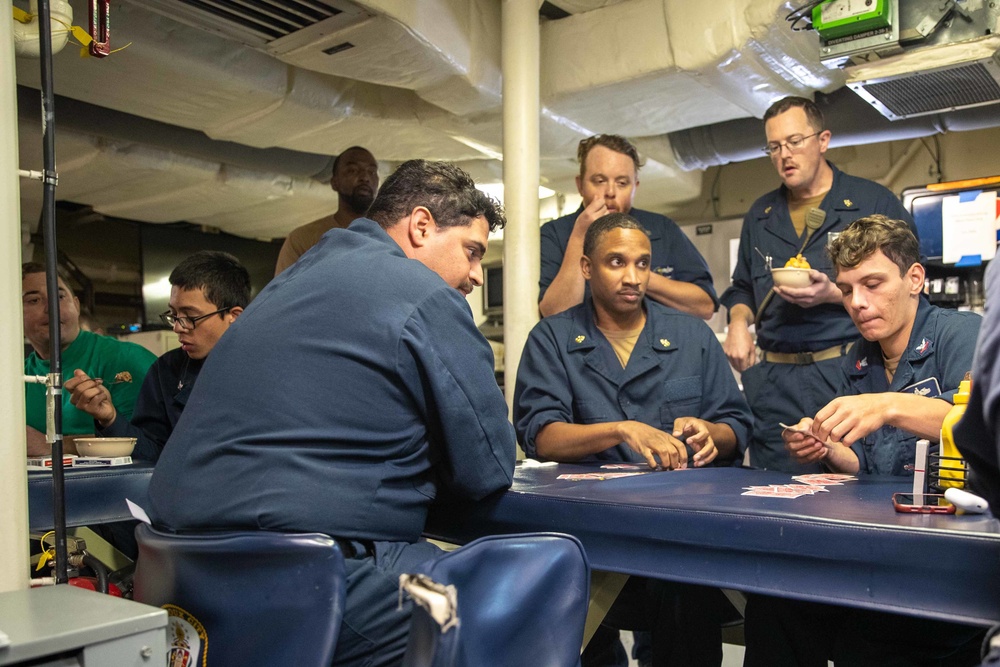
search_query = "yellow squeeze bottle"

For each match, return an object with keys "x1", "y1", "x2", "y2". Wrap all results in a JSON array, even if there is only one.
[{"x1": 938, "y1": 377, "x2": 971, "y2": 489}]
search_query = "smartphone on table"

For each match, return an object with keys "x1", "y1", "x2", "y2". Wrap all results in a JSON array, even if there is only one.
[{"x1": 892, "y1": 493, "x2": 955, "y2": 514}]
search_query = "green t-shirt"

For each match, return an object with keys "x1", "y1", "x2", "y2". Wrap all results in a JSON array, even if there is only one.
[{"x1": 24, "y1": 330, "x2": 157, "y2": 436}]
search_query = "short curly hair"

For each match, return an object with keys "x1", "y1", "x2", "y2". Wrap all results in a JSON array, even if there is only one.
[{"x1": 828, "y1": 215, "x2": 920, "y2": 276}]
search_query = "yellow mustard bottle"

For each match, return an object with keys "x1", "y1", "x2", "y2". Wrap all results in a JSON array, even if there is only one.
[{"x1": 938, "y1": 376, "x2": 971, "y2": 489}]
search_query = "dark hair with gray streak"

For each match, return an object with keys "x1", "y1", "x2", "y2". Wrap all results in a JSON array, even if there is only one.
[{"x1": 367, "y1": 160, "x2": 506, "y2": 233}]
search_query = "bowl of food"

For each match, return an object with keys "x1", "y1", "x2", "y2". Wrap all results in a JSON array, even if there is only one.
[
  {"x1": 771, "y1": 254, "x2": 812, "y2": 288},
  {"x1": 74, "y1": 437, "x2": 137, "y2": 458}
]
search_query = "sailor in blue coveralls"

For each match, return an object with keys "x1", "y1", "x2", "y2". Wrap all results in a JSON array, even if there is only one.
[
  {"x1": 720, "y1": 97, "x2": 916, "y2": 473},
  {"x1": 743, "y1": 215, "x2": 983, "y2": 667},
  {"x1": 956, "y1": 258, "x2": 1000, "y2": 511},
  {"x1": 148, "y1": 161, "x2": 516, "y2": 667},
  {"x1": 516, "y1": 213, "x2": 752, "y2": 667},
  {"x1": 538, "y1": 134, "x2": 717, "y2": 321},
  {"x1": 780, "y1": 215, "x2": 980, "y2": 475}
]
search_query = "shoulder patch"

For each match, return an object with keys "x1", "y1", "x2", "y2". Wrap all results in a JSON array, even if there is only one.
[{"x1": 914, "y1": 337, "x2": 933, "y2": 357}]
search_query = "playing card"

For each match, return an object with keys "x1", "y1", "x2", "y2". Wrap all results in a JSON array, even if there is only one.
[{"x1": 558, "y1": 472, "x2": 648, "y2": 481}]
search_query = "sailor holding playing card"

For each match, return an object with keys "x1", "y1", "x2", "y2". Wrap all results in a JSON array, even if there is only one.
[
  {"x1": 782, "y1": 214, "x2": 980, "y2": 476},
  {"x1": 747, "y1": 214, "x2": 985, "y2": 667}
]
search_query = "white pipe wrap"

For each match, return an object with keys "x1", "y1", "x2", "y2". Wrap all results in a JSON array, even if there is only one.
[{"x1": 13, "y1": 0, "x2": 73, "y2": 58}]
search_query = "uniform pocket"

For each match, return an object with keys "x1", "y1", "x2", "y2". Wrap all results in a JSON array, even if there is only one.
[
  {"x1": 573, "y1": 401, "x2": 616, "y2": 424},
  {"x1": 658, "y1": 376, "x2": 702, "y2": 425}
]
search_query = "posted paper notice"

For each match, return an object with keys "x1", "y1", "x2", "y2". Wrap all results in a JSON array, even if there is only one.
[{"x1": 941, "y1": 190, "x2": 998, "y2": 264}]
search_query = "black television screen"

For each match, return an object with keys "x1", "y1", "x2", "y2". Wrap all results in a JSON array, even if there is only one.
[
  {"x1": 902, "y1": 177, "x2": 1000, "y2": 263},
  {"x1": 140, "y1": 224, "x2": 281, "y2": 327},
  {"x1": 483, "y1": 264, "x2": 502, "y2": 318}
]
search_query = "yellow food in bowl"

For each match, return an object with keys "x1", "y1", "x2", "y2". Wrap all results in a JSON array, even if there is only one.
[{"x1": 784, "y1": 254, "x2": 811, "y2": 269}]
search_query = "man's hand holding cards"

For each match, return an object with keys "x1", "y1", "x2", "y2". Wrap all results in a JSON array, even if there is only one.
[{"x1": 781, "y1": 419, "x2": 832, "y2": 465}]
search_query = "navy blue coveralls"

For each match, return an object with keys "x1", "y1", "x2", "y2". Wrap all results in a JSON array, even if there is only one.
[
  {"x1": 720, "y1": 162, "x2": 915, "y2": 472},
  {"x1": 149, "y1": 219, "x2": 516, "y2": 667},
  {"x1": 956, "y1": 259, "x2": 1000, "y2": 510},
  {"x1": 514, "y1": 297, "x2": 752, "y2": 667}
]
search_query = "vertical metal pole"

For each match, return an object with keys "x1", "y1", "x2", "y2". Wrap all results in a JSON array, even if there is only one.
[
  {"x1": 0, "y1": 0, "x2": 31, "y2": 594},
  {"x1": 500, "y1": 0, "x2": 540, "y2": 425},
  {"x1": 37, "y1": 0, "x2": 69, "y2": 584}
]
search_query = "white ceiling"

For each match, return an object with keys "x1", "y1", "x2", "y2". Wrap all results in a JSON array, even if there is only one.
[{"x1": 8, "y1": 0, "x2": 892, "y2": 240}]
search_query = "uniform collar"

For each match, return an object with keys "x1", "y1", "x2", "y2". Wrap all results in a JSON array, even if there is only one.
[
  {"x1": 757, "y1": 162, "x2": 856, "y2": 244},
  {"x1": 565, "y1": 298, "x2": 680, "y2": 354},
  {"x1": 901, "y1": 298, "x2": 936, "y2": 364},
  {"x1": 847, "y1": 298, "x2": 935, "y2": 379},
  {"x1": 567, "y1": 297, "x2": 679, "y2": 386}
]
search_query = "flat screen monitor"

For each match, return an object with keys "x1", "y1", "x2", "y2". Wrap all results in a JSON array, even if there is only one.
[
  {"x1": 483, "y1": 263, "x2": 502, "y2": 319},
  {"x1": 902, "y1": 177, "x2": 1000, "y2": 263}
]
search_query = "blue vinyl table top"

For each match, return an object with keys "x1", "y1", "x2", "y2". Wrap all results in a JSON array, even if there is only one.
[{"x1": 426, "y1": 463, "x2": 1000, "y2": 626}]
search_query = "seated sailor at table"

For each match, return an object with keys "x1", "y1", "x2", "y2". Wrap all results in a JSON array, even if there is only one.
[
  {"x1": 514, "y1": 212, "x2": 752, "y2": 667},
  {"x1": 782, "y1": 215, "x2": 981, "y2": 475},
  {"x1": 23, "y1": 263, "x2": 157, "y2": 456},
  {"x1": 745, "y1": 215, "x2": 984, "y2": 667},
  {"x1": 64, "y1": 251, "x2": 249, "y2": 463},
  {"x1": 147, "y1": 160, "x2": 516, "y2": 667}
]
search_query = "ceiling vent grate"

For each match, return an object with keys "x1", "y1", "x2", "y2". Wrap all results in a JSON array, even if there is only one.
[
  {"x1": 848, "y1": 48, "x2": 1000, "y2": 120},
  {"x1": 176, "y1": 0, "x2": 342, "y2": 40}
]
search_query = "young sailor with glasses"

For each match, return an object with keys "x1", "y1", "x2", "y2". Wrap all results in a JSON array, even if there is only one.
[{"x1": 65, "y1": 251, "x2": 250, "y2": 463}]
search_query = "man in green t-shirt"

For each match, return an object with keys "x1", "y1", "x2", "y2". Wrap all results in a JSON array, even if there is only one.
[{"x1": 23, "y1": 263, "x2": 156, "y2": 456}]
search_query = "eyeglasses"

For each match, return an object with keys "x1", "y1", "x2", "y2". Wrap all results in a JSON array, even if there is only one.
[
  {"x1": 160, "y1": 307, "x2": 230, "y2": 330},
  {"x1": 763, "y1": 132, "x2": 821, "y2": 157}
]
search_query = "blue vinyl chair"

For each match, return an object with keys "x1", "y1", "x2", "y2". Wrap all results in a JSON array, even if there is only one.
[
  {"x1": 401, "y1": 532, "x2": 590, "y2": 667},
  {"x1": 133, "y1": 524, "x2": 346, "y2": 667}
]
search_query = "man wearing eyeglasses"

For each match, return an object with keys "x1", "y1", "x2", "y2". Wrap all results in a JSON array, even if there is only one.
[
  {"x1": 721, "y1": 96, "x2": 916, "y2": 473},
  {"x1": 64, "y1": 251, "x2": 249, "y2": 463},
  {"x1": 22, "y1": 263, "x2": 157, "y2": 456}
]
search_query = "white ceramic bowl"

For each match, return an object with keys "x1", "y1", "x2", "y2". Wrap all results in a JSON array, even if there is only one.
[
  {"x1": 771, "y1": 267, "x2": 812, "y2": 288},
  {"x1": 75, "y1": 437, "x2": 136, "y2": 458}
]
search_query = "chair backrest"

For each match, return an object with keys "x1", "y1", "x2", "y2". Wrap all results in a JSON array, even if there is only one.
[
  {"x1": 133, "y1": 524, "x2": 346, "y2": 667},
  {"x1": 401, "y1": 532, "x2": 590, "y2": 667}
]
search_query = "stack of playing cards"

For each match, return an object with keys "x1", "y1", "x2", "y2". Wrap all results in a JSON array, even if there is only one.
[
  {"x1": 27, "y1": 455, "x2": 77, "y2": 470},
  {"x1": 74, "y1": 456, "x2": 133, "y2": 467}
]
